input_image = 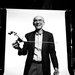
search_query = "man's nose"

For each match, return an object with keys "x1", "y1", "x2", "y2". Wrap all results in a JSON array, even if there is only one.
[{"x1": 36, "y1": 21, "x2": 40, "y2": 23}]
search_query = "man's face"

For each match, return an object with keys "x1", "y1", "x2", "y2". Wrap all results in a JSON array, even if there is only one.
[{"x1": 33, "y1": 16, "x2": 45, "y2": 30}]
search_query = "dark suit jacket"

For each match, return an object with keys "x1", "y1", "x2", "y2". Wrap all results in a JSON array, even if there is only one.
[{"x1": 18, "y1": 30, "x2": 58, "y2": 75}]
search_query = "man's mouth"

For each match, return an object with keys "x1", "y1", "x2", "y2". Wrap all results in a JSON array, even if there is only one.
[
  {"x1": 36, "y1": 24, "x2": 41, "y2": 26},
  {"x1": 37, "y1": 25, "x2": 41, "y2": 26}
]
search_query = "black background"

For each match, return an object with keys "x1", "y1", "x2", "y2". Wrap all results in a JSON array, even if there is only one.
[{"x1": 0, "y1": 0, "x2": 75, "y2": 75}]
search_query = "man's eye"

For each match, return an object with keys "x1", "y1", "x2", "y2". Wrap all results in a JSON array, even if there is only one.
[
  {"x1": 34, "y1": 19, "x2": 43, "y2": 21},
  {"x1": 34, "y1": 20, "x2": 37, "y2": 21}
]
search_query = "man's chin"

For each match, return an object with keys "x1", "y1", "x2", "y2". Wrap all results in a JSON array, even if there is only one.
[{"x1": 36, "y1": 28, "x2": 41, "y2": 31}]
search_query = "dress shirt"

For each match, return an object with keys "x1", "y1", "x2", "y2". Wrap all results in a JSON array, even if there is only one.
[{"x1": 33, "y1": 31, "x2": 43, "y2": 61}]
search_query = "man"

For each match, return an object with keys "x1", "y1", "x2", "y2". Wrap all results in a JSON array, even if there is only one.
[{"x1": 13, "y1": 16, "x2": 59, "y2": 75}]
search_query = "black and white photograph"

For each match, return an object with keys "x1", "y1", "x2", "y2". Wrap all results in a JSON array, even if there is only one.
[
  {"x1": 0, "y1": 0, "x2": 74, "y2": 75},
  {"x1": 3, "y1": 9, "x2": 70, "y2": 75}
]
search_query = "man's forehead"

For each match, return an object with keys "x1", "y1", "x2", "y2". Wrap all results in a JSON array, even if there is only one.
[{"x1": 34, "y1": 16, "x2": 44, "y2": 20}]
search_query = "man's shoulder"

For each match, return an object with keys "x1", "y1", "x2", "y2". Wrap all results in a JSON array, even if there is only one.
[
  {"x1": 25, "y1": 30, "x2": 53, "y2": 37},
  {"x1": 43, "y1": 30, "x2": 54, "y2": 39},
  {"x1": 25, "y1": 31, "x2": 35, "y2": 37},
  {"x1": 43, "y1": 30, "x2": 53, "y2": 35}
]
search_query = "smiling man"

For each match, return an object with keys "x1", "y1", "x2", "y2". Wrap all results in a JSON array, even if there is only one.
[{"x1": 13, "y1": 16, "x2": 59, "y2": 75}]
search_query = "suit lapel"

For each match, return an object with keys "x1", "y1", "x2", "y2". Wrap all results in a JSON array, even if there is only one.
[
  {"x1": 27, "y1": 31, "x2": 35, "y2": 50},
  {"x1": 42, "y1": 30, "x2": 46, "y2": 51},
  {"x1": 31, "y1": 31, "x2": 35, "y2": 49}
]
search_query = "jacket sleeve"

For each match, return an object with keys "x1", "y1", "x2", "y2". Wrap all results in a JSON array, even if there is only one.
[
  {"x1": 49, "y1": 33, "x2": 59, "y2": 69},
  {"x1": 18, "y1": 34, "x2": 29, "y2": 55}
]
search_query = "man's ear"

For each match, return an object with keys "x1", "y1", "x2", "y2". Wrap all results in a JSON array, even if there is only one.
[
  {"x1": 43, "y1": 21, "x2": 45, "y2": 25},
  {"x1": 33, "y1": 21, "x2": 35, "y2": 25}
]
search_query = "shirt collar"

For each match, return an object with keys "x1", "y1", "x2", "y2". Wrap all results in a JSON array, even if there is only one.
[{"x1": 35, "y1": 29, "x2": 43, "y2": 35}]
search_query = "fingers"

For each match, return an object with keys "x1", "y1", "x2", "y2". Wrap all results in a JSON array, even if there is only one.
[
  {"x1": 53, "y1": 71, "x2": 59, "y2": 75},
  {"x1": 12, "y1": 42, "x2": 20, "y2": 49},
  {"x1": 53, "y1": 69, "x2": 59, "y2": 75}
]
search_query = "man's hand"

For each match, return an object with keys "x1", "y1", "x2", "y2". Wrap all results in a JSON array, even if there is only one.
[
  {"x1": 12, "y1": 41, "x2": 20, "y2": 49},
  {"x1": 53, "y1": 68, "x2": 59, "y2": 75}
]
